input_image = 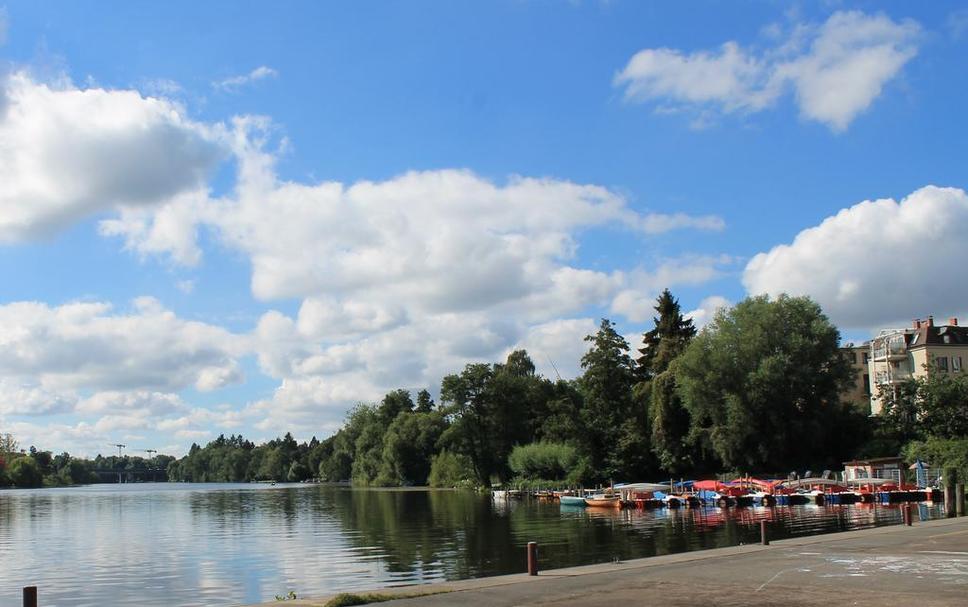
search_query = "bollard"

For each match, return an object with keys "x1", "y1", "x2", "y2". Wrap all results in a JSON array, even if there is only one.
[
  {"x1": 944, "y1": 467, "x2": 958, "y2": 518},
  {"x1": 527, "y1": 541, "x2": 538, "y2": 576},
  {"x1": 760, "y1": 520, "x2": 769, "y2": 545},
  {"x1": 23, "y1": 586, "x2": 37, "y2": 607},
  {"x1": 958, "y1": 483, "x2": 965, "y2": 517},
  {"x1": 904, "y1": 503, "x2": 913, "y2": 526}
]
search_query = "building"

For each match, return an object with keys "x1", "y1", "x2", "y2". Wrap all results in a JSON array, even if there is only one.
[
  {"x1": 843, "y1": 456, "x2": 904, "y2": 484},
  {"x1": 867, "y1": 316, "x2": 968, "y2": 414},
  {"x1": 841, "y1": 345, "x2": 872, "y2": 413}
]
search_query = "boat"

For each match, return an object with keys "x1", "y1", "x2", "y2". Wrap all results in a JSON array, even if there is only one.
[
  {"x1": 584, "y1": 494, "x2": 624, "y2": 508},
  {"x1": 559, "y1": 495, "x2": 587, "y2": 507}
]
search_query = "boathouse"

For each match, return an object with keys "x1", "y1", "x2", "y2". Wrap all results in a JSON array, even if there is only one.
[{"x1": 843, "y1": 457, "x2": 904, "y2": 483}]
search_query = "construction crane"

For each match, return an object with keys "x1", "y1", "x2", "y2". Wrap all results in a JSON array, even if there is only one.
[
  {"x1": 140, "y1": 449, "x2": 158, "y2": 482},
  {"x1": 110, "y1": 444, "x2": 126, "y2": 483}
]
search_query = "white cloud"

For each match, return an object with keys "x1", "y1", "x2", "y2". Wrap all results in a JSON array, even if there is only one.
[
  {"x1": 744, "y1": 186, "x2": 968, "y2": 330},
  {"x1": 615, "y1": 11, "x2": 920, "y2": 131},
  {"x1": 0, "y1": 72, "x2": 225, "y2": 242},
  {"x1": 948, "y1": 9, "x2": 968, "y2": 40},
  {"x1": 609, "y1": 255, "x2": 734, "y2": 322},
  {"x1": 0, "y1": 297, "x2": 244, "y2": 401},
  {"x1": 685, "y1": 295, "x2": 731, "y2": 328},
  {"x1": 213, "y1": 66, "x2": 278, "y2": 91},
  {"x1": 0, "y1": 381, "x2": 77, "y2": 416},
  {"x1": 508, "y1": 318, "x2": 599, "y2": 380}
]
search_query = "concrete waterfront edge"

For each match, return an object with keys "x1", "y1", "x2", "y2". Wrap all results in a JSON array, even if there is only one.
[{"x1": 248, "y1": 517, "x2": 967, "y2": 607}]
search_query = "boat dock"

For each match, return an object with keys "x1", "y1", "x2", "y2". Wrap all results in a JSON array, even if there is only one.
[{"x1": 250, "y1": 516, "x2": 968, "y2": 606}]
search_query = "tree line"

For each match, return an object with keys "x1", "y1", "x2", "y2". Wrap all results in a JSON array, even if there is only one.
[
  {"x1": 163, "y1": 292, "x2": 880, "y2": 487},
  {"x1": 0, "y1": 434, "x2": 175, "y2": 489},
  {"x1": 6, "y1": 291, "x2": 965, "y2": 489}
]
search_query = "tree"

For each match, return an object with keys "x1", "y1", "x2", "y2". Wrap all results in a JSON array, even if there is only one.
[
  {"x1": 508, "y1": 442, "x2": 577, "y2": 481},
  {"x1": 649, "y1": 364, "x2": 695, "y2": 473},
  {"x1": 674, "y1": 295, "x2": 854, "y2": 471},
  {"x1": 635, "y1": 289, "x2": 697, "y2": 383},
  {"x1": 577, "y1": 319, "x2": 636, "y2": 480},
  {"x1": 8, "y1": 456, "x2": 43, "y2": 487},
  {"x1": 0, "y1": 433, "x2": 18, "y2": 455},
  {"x1": 415, "y1": 389, "x2": 435, "y2": 413}
]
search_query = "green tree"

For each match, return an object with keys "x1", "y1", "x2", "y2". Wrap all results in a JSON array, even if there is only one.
[
  {"x1": 507, "y1": 441, "x2": 577, "y2": 481},
  {"x1": 428, "y1": 450, "x2": 476, "y2": 488},
  {"x1": 8, "y1": 456, "x2": 43, "y2": 487},
  {"x1": 415, "y1": 389, "x2": 435, "y2": 413},
  {"x1": 635, "y1": 289, "x2": 697, "y2": 382},
  {"x1": 577, "y1": 319, "x2": 636, "y2": 480},
  {"x1": 674, "y1": 294, "x2": 854, "y2": 471}
]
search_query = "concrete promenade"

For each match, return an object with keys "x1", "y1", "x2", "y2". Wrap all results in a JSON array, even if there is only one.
[{"x1": 254, "y1": 517, "x2": 968, "y2": 606}]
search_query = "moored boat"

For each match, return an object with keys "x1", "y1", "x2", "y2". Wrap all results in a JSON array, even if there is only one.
[
  {"x1": 584, "y1": 493, "x2": 624, "y2": 508},
  {"x1": 559, "y1": 495, "x2": 587, "y2": 507}
]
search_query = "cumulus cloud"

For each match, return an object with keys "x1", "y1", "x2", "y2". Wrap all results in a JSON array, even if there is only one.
[
  {"x1": 0, "y1": 69, "x2": 731, "y2": 440},
  {"x1": 0, "y1": 72, "x2": 225, "y2": 242},
  {"x1": 609, "y1": 255, "x2": 735, "y2": 322},
  {"x1": 744, "y1": 186, "x2": 968, "y2": 330},
  {"x1": 0, "y1": 297, "x2": 244, "y2": 401},
  {"x1": 213, "y1": 66, "x2": 278, "y2": 91},
  {"x1": 615, "y1": 11, "x2": 920, "y2": 131},
  {"x1": 685, "y1": 295, "x2": 731, "y2": 328}
]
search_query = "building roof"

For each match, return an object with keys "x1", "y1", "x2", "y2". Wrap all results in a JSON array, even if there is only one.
[
  {"x1": 908, "y1": 321, "x2": 968, "y2": 348},
  {"x1": 843, "y1": 457, "x2": 904, "y2": 466}
]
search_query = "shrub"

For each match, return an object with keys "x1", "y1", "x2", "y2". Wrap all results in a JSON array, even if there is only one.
[
  {"x1": 507, "y1": 441, "x2": 577, "y2": 481},
  {"x1": 428, "y1": 450, "x2": 476, "y2": 488}
]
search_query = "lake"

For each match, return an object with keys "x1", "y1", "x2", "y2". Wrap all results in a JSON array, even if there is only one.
[{"x1": 0, "y1": 483, "x2": 942, "y2": 606}]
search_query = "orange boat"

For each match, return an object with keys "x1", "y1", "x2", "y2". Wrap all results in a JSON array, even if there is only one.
[{"x1": 584, "y1": 493, "x2": 624, "y2": 508}]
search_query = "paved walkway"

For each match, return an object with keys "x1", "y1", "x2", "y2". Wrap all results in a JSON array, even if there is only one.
[{"x1": 253, "y1": 517, "x2": 968, "y2": 606}]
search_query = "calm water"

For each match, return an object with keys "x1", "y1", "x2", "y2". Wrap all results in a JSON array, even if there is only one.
[{"x1": 0, "y1": 483, "x2": 943, "y2": 606}]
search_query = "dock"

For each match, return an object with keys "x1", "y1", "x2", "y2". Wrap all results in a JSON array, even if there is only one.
[{"x1": 251, "y1": 516, "x2": 968, "y2": 606}]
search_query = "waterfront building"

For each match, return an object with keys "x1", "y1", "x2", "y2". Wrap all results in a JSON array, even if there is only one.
[{"x1": 867, "y1": 316, "x2": 968, "y2": 414}]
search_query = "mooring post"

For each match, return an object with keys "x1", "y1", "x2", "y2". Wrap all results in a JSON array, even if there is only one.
[
  {"x1": 904, "y1": 503, "x2": 913, "y2": 526},
  {"x1": 957, "y1": 483, "x2": 965, "y2": 517},
  {"x1": 944, "y1": 467, "x2": 958, "y2": 518},
  {"x1": 527, "y1": 541, "x2": 538, "y2": 575},
  {"x1": 23, "y1": 586, "x2": 37, "y2": 607},
  {"x1": 760, "y1": 520, "x2": 769, "y2": 545}
]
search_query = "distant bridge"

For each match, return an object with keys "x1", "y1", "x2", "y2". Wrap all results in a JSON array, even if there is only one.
[{"x1": 90, "y1": 469, "x2": 167, "y2": 483}]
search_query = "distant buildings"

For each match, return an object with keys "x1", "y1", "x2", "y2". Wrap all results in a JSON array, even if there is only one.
[{"x1": 843, "y1": 316, "x2": 968, "y2": 415}]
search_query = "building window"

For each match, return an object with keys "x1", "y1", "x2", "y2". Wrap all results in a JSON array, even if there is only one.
[
  {"x1": 954, "y1": 356, "x2": 963, "y2": 372},
  {"x1": 937, "y1": 356, "x2": 949, "y2": 372},
  {"x1": 862, "y1": 352, "x2": 869, "y2": 364},
  {"x1": 863, "y1": 374, "x2": 871, "y2": 395}
]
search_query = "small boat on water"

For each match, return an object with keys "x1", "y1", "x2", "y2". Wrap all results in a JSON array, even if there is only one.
[
  {"x1": 584, "y1": 493, "x2": 623, "y2": 508},
  {"x1": 559, "y1": 495, "x2": 587, "y2": 507},
  {"x1": 491, "y1": 489, "x2": 523, "y2": 500}
]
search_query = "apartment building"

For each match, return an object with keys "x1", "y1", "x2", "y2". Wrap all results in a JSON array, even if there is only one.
[
  {"x1": 841, "y1": 345, "x2": 872, "y2": 413},
  {"x1": 867, "y1": 316, "x2": 968, "y2": 414}
]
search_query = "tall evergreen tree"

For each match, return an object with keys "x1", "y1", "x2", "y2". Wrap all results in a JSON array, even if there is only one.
[
  {"x1": 635, "y1": 289, "x2": 697, "y2": 382},
  {"x1": 577, "y1": 319, "x2": 636, "y2": 480}
]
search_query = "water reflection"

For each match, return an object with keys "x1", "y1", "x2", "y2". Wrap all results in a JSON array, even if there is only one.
[{"x1": 0, "y1": 484, "x2": 943, "y2": 607}]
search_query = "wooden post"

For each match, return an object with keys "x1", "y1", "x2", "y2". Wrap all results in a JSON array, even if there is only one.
[
  {"x1": 760, "y1": 520, "x2": 769, "y2": 545},
  {"x1": 903, "y1": 503, "x2": 913, "y2": 526},
  {"x1": 23, "y1": 586, "x2": 37, "y2": 607},
  {"x1": 527, "y1": 542, "x2": 538, "y2": 576},
  {"x1": 958, "y1": 483, "x2": 965, "y2": 517},
  {"x1": 944, "y1": 467, "x2": 958, "y2": 518}
]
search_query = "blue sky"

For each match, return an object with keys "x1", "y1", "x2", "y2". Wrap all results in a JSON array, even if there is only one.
[{"x1": 1, "y1": 1, "x2": 967, "y2": 456}]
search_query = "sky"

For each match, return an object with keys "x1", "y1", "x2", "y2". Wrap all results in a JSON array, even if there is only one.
[{"x1": 1, "y1": 1, "x2": 967, "y2": 457}]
